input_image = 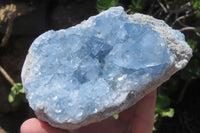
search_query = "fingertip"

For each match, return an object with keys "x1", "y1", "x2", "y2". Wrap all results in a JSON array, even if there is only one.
[
  {"x1": 21, "y1": 118, "x2": 68, "y2": 133},
  {"x1": 20, "y1": 118, "x2": 37, "y2": 133}
]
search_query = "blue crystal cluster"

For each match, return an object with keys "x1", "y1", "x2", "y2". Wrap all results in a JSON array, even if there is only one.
[{"x1": 22, "y1": 7, "x2": 174, "y2": 124}]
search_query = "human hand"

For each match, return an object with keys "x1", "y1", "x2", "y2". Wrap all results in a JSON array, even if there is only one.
[{"x1": 21, "y1": 89, "x2": 156, "y2": 133}]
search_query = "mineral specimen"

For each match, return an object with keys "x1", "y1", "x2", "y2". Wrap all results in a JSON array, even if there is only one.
[{"x1": 21, "y1": 6, "x2": 192, "y2": 130}]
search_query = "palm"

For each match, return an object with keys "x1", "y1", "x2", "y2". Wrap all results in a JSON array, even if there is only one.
[{"x1": 21, "y1": 90, "x2": 156, "y2": 133}]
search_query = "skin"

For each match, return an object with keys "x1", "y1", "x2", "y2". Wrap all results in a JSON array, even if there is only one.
[{"x1": 21, "y1": 89, "x2": 157, "y2": 133}]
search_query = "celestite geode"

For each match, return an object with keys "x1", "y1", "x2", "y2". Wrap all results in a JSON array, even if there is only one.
[{"x1": 21, "y1": 6, "x2": 192, "y2": 130}]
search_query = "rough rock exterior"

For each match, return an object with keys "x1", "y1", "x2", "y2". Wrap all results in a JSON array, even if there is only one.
[{"x1": 21, "y1": 6, "x2": 192, "y2": 130}]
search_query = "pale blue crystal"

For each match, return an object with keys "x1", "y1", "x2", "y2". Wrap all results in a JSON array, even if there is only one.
[{"x1": 22, "y1": 6, "x2": 175, "y2": 125}]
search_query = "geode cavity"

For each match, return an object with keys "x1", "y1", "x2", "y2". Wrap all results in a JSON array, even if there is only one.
[{"x1": 21, "y1": 6, "x2": 192, "y2": 130}]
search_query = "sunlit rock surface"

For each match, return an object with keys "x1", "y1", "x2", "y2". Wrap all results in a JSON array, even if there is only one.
[{"x1": 21, "y1": 6, "x2": 192, "y2": 130}]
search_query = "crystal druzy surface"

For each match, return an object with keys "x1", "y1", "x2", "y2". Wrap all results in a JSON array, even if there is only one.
[{"x1": 22, "y1": 7, "x2": 176, "y2": 126}]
